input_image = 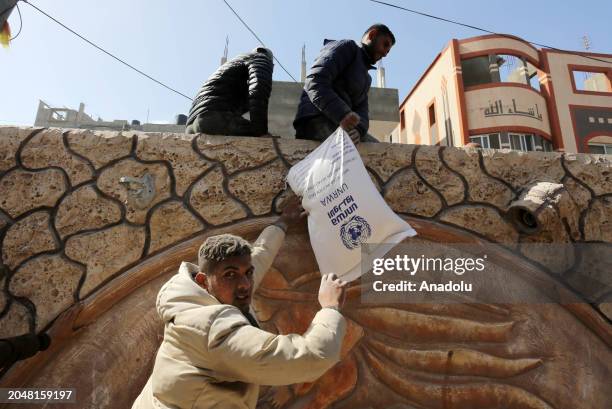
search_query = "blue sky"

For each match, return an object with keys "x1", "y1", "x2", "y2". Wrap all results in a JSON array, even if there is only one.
[{"x1": 1, "y1": 0, "x2": 611, "y2": 126}]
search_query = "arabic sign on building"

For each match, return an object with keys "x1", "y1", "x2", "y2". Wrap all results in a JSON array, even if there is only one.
[
  {"x1": 465, "y1": 87, "x2": 551, "y2": 136},
  {"x1": 484, "y1": 99, "x2": 543, "y2": 121}
]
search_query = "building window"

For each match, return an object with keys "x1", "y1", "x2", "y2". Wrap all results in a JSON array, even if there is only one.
[
  {"x1": 428, "y1": 103, "x2": 436, "y2": 126},
  {"x1": 462, "y1": 54, "x2": 541, "y2": 91},
  {"x1": 428, "y1": 102, "x2": 437, "y2": 145},
  {"x1": 400, "y1": 109, "x2": 405, "y2": 130},
  {"x1": 571, "y1": 69, "x2": 612, "y2": 93},
  {"x1": 470, "y1": 133, "x2": 551, "y2": 152},
  {"x1": 589, "y1": 143, "x2": 612, "y2": 154}
]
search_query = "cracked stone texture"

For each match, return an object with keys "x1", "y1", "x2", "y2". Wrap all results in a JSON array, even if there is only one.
[
  {"x1": 97, "y1": 159, "x2": 171, "y2": 224},
  {"x1": 0, "y1": 127, "x2": 35, "y2": 172},
  {"x1": 196, "y1": 135, "x2": 277, "y2": 174},
  {"x1": 554, "y1": 189, "x2": 581, "y2": 241},
  {"x1": 0, "y1": 301, "x2": 31, "y2": 338},
  {"x1": 55, "y1": 185, "x2": 123, "y2": 238},
  {"x1": 65, "y1": 129, "x2": 133, "y2": 169},
  {"x1": 65, "y1": 224, "x2": 145, "y2": 298},
  {"x1": 2, "y1": 212, "x2": 58, "y2": 270},
  {"x1": 148, "y1": 201, "x2": 204, "y2": 253},
  {"x1": 0, "y1": 168, "x2": 67, "y2": 218},
  {"x1": 439, "y1": 206, "x2": 519, "y2": 245},
  {"x1": 0, "y1": 275, "x2": 6, "y2": 316},
  {"x1": 10, "y1": 255, "x2": 82, "y2": 332},
  {"x1": 483, "y1": 150, "x2": 565, "y2": 190},
  {"x1": 0, "y1": 212, "x2": 8, "y2": 230},
  {"x1": 358, "y1": 143, "x2": 415, "y2": 182},
  {"x1": 276, "y1": 138, "x2": 318, "y2": 165},
  {"x1": 583, "y1": 197, "x2": 612, "y2": 242},
  {"x1": 190, "y1": 168, "x2": 247, "y2": 225},
  {"x1": 368, "y1": 169, "x2": 382, "y2": 193},
  {"x1": 228, "y1": 160, "x2": 287, "y2": 216},
  {"x1": 415, "y1": 146, "x2": 465, "y2": 205},
  {"x1": 564, "y1": 154, "x2": 612, "y2": 196},
  {"x1": 563, "y1": 177, "x2": 592, "y2": 214},
  {"x1": 20, "y1": 128, "x2": 94, "y2": 185},
  {"x1": 518, "y1": 211, "x2": 575, "y2": 275},
  {"x1": 137, "y1": 133, "x2": 213, "y2": 196},
  {"x1": 383, "y1": 169, "x2": 442, "y2": 217},
  {"x1": 442, "y1": 148, "x2": 515, "y2": 209}
]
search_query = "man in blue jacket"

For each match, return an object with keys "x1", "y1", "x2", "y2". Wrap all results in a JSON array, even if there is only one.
[{"x1": 293, "y1": 24, "x2": 395, "y2": 143}]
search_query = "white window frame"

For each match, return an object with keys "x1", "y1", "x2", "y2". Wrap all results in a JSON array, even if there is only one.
[{"x1": 588, "y1": 143, "x2": 612, "y2": 154}]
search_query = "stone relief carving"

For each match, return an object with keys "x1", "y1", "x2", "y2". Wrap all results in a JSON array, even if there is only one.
[{"x1": 0, "y1": 127, "x2": 610, "y2": 409}]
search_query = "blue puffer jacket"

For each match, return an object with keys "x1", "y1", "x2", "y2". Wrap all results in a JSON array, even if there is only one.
[{"x1": 294, "y1": 39, "x2": 376, "y2": 137}]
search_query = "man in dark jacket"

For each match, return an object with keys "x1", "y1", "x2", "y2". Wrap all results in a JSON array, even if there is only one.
[
  {"x1": 186, "y1": 47, "x2": 274, "y2": 137},
  {"x1": 294, "y1": 24, "x2": 395, "y2": 143}
]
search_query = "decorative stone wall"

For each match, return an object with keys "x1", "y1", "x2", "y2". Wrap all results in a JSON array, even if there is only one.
[
  {"x1": 1, "y1": 126, "x2": 611, "y2": 409},
  {"x1": 0, "y1": 126, "x2": 611, "y2": 336}
]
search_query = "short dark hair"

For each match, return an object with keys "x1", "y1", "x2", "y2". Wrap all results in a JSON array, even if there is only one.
[
  {"x1": 363, "y1": 24, "x2": 396, "y2": 45},
  {"x1": 198, "y1": 234, "x2": 253, "y2": 274}
]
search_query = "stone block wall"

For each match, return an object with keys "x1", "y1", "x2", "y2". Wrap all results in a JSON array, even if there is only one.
[{"x1": 0, "y1": 126, "x2": 610, "y2": 337}]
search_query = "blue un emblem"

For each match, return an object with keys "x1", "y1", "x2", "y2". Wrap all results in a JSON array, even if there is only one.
[{"x1": 340, "y1": 215, "x2": 372, "y2": 250}]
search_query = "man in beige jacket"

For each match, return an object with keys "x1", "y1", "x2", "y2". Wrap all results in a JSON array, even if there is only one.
[{"x1": 132, "y1": 197, "x2": 347, "y2": 409}]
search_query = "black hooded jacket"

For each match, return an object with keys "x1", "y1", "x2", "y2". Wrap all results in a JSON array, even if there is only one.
[
  {"x1": 187, "y1": 48, "x2": 273, "y2": 135},
  {"x1": 294, "y1": 39, "x2": 375, "y2": 137}
]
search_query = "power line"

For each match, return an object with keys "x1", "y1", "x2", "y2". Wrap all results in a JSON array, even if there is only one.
[
  {"x1": 9, "y1": 3, "x2": 22, "y2": 40},
  {"x1": 221, "y1": 0, "x2": 299, "y2": 82},
  {"x1": 369, "y1": 0, "x2": 612, "y2": 66},
  {"x1": 23, "y1": 1, "x2": 193, "y2": 101}
]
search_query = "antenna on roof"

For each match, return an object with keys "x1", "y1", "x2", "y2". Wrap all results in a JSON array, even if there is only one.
[
  {"x1": 221, "y1": 35, "x2": 229, "y2": 65},
  {"x1": 581, "y1": 35, "x2": 592, "y2": 81}
]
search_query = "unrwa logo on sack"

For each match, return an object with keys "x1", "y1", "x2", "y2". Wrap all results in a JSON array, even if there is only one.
[{"x1": 340, "y1": 215, "x2": 372, "y2": 250}]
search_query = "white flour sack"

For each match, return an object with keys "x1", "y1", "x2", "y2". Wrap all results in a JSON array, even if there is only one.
[{"x1": 287, "y1": 128, "x2": 417, "y2": 281}]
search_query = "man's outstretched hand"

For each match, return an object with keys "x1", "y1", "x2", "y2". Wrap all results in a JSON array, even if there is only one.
[
  {"x1": 318, "y1": 273, "x2": 348, "y2": 309},
  {"x1": 340, "y1": 112, "x2": 360, "y2": 132},
  {"x1": 277, "y1": 194, "x2": 306, "y2": 230}
]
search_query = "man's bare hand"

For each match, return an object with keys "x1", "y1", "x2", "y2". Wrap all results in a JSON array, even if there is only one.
[
  {"x1": 340, "y1": 112, "x2": 360, "y2": 131},
  {"x1": 348, "y1": 129, "x2": 360, "y2": 145},
  {"x1": 277, "y1": 194, "x2": 306, "y2": 229},
  {"x1": 318, "y1": 273, "x2": 348, "y2": 309}
]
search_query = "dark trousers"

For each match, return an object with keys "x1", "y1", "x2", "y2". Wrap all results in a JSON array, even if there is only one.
[
  {"x1": 186, "y1": 112, "x2": 254, "y2": 136},
  {"x1": 294, "y1": 115, "x2": 379, "y2": 142}
]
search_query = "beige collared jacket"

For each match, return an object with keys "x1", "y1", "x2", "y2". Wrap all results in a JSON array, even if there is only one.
[{"x1": 132, "y1": 225, "x2": 347, "y2": 409}]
